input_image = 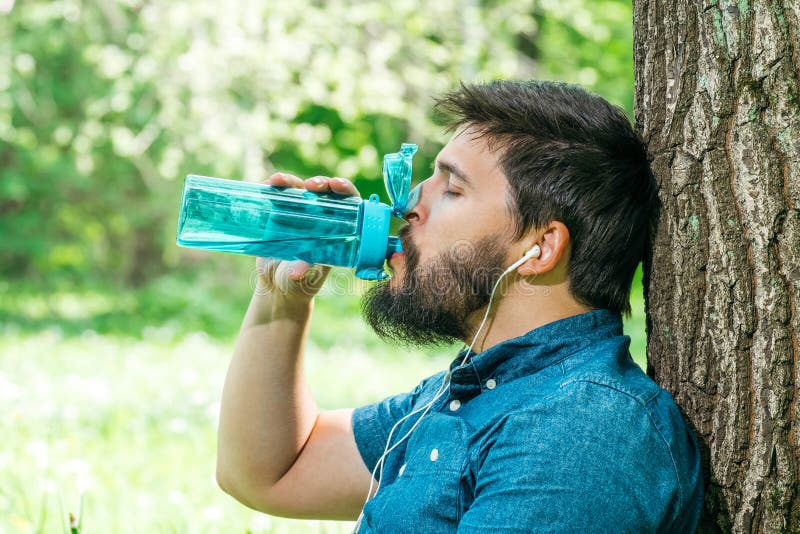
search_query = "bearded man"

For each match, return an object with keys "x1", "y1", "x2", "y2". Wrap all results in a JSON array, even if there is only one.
[{"x1": 215, "y1": 80, "x2": 704, "y2": 532}]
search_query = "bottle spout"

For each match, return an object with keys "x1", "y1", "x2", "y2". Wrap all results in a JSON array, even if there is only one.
[{"x1": 386, "y1": 236, "x2": 403, "y2": 256}]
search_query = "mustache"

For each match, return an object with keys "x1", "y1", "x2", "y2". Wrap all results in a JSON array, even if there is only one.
[
  {"x1": 397, "y1": 225, "x2": 412, "y2": 252},
  {"x1": 396, "y1": 225, "x2": 419, "y2": 272}
]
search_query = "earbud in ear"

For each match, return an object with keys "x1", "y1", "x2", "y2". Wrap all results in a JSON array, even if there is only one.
[
  {"x1": 505, "y1": 244, "x2": 542, "y2": 273},
  {"x1": 523, "y1": 244, "x2": 541, "y2": 260}
]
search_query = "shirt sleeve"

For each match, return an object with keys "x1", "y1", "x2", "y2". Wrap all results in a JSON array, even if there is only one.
[
  {"x1": 457, "y1": 382, "x2": 698, "y2": 533},
  {"x1": 351, "y1": 370, "x2": 448, "y2": 474}
]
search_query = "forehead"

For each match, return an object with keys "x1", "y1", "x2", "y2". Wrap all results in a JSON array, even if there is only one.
[{"x1": 436, "y1": 129, "x2": 508, "y2": 191}]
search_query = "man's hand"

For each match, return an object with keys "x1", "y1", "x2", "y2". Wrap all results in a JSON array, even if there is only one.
[{"x1": 255, "y1": 173, "x2": 362, "y2": 301}]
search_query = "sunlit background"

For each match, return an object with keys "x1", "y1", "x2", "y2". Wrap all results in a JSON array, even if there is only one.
[{"x1": 0, "y1": 1, "x2": 642, "y2": 532}]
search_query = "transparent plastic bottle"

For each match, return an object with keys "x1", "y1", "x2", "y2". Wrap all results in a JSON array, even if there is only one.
[{"x1": 176, "y1": 143, "x2": 419, "y2": 280}]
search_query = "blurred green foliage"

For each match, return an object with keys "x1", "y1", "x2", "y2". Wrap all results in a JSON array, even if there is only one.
[
  {"x1": 0, "y1": 4, "x2": 643, "y2": 531},
  {"x1": 1, "y1": 0, "x2": 634, "y2": 287}
]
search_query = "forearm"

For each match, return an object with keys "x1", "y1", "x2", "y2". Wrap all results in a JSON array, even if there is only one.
[{"x1": 216, "y1": 289, "x2": 318, "y2": 500}]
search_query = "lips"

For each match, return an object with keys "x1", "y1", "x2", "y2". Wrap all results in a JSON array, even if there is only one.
[{"x1": 388, "y1": 251, "x2": 406, "y2": 275}]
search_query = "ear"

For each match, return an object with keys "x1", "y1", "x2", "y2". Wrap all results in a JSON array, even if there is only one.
[{"x1": 515, "y1": 221, "x2": 570, "y2": 276}]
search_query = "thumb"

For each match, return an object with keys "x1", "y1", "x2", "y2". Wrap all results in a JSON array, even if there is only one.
[
  {"x1": 274, "y1": 260, "x2": 330, "y2": 297},
  {"x1": 298, "y1": 263, "x2": 330, "y2": 293}
]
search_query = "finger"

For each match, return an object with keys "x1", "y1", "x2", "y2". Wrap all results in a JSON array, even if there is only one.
[
  {"x1": 304, "y1": 176, "x2": 331, "y2": 192},
  {"x1": 328, "y1": 177, "x2": 360, "y2": 197},
  {"x1": 256, "y1": 256, "x2": 277, "y2": 274},
  {"x1": 272, "y1": 261, "x2": 301, "y2": 293},
  {"x1": 298, "y1": 264, "x2": 331, "y2": 292},
  {"x1": 267, "y1": 173, "x2": 305, "y2": 188},
  {"x1": 285, "y1": 260, "x2": 312, "y2": 281},
  {"x1": 254, "y1": 257, "x2": 280, "y2": 294}
]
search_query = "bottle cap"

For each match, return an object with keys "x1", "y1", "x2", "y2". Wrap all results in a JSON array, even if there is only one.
[{"x1": 355, "y1": 144, "x2": 417, "y2": 279}]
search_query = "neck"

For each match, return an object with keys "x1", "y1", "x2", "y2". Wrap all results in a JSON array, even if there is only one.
[{"x1": 463, "y1": 277, "x2": 594, "y2": 354}]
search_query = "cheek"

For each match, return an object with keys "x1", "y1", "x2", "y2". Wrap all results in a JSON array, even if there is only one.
[
  {"x1": 417, "y1": 218, "x2": 476, "y2": 264},
  {"x1": 419, "y1": 197, "x2": 510, "y2": 264}
]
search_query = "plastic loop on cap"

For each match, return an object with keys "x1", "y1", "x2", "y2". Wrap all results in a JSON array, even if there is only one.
[{"x1": 383, "y1": 143, "x2": 418, "y2": 218}]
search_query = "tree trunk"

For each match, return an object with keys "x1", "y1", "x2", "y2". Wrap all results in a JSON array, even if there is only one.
[{"x1": 633, "y1": 1, "x2": 800, "y2": 531}]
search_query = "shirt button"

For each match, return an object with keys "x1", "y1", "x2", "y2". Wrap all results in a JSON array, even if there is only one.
[
  {"x1": 430, "y1": 448, "x2": 439, "y2": 462},
  {"x1": 449, "y1": 399, "x2": 461, "y2": 411},
  {"x1": 398, "y1": 463, "x2": 406, "y2": 476},
  {"x1": 486, "y1": 378, "x2": 497, "y2": 390}
]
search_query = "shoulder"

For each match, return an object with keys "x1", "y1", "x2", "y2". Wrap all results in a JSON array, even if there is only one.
[
  {"x1": 492, "y1": 375, "x2": 697, "y2": 478},
  {"x1": 352, "y1": 369, "x2": 448, "y2": 432},
  {"x1": 476, "y1": 378, "x2": 702, "y2": 529},
  {"x1": 351, "y1": 369, "x2": 450, "y2": 474},
  {"x1": 488, "y1": 378, "x2": 669, "y2": 455}
]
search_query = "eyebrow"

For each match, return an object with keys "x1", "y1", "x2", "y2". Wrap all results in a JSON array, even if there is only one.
[{"x1": 434, "y1": 159, "x2": 472, "y2": 188}]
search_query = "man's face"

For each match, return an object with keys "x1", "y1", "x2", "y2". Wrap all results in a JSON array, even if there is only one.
[{"x1": 362, "y1": 129, "x2": 518, "y2": 346}]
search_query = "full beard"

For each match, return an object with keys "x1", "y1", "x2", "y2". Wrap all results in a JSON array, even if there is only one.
[{"x1": 361, "y1": 228, "x2": 509, "y2": 347}]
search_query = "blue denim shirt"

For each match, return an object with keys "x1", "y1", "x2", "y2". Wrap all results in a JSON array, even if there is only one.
[{"x1": 352, "y1": 309, "x2": 703, "y2": 532}]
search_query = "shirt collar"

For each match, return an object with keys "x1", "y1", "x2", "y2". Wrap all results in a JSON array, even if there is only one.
[{"x1": 447, "y1": 309, "x2": 623, "y2": 401}]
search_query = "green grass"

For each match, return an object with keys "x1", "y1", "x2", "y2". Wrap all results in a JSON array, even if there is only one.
[
  {"x1": 0, "y1": 324, "x2": 451, "y2": 533},
  {"x1": 0, "y1": 264, "x2": 646, "y2": 533}
]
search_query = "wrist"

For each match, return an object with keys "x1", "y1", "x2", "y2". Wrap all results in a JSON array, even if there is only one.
[
  {"x1": 244, "y1": 285, "x2": 312, "y2": 326},
  {"x1": 253, "y1": 286, "x2": 314, "y2": 314},
  {"x1": 271, "y1": 292, "x2": 315, "y2": 319}
]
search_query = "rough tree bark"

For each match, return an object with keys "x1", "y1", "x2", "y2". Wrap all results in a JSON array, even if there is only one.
[{"x1": 633, "y1": 1, "x2": 800, "y2": 531}]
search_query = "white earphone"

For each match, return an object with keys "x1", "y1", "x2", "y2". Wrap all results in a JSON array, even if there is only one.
[
  {"x1": 353, "y1": 242, "x2": 543, "y2": 532},
  {"x1": 506, "y1": 244, "x2": 541, "y2": 272},
  {"x1": 525, "y1": 244, "x2": 542, "y2": 259}
]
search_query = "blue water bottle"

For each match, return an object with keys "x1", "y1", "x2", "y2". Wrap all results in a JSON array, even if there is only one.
[{"x1": 176, "y1": 143, "x2": 419, "y2": 280}]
